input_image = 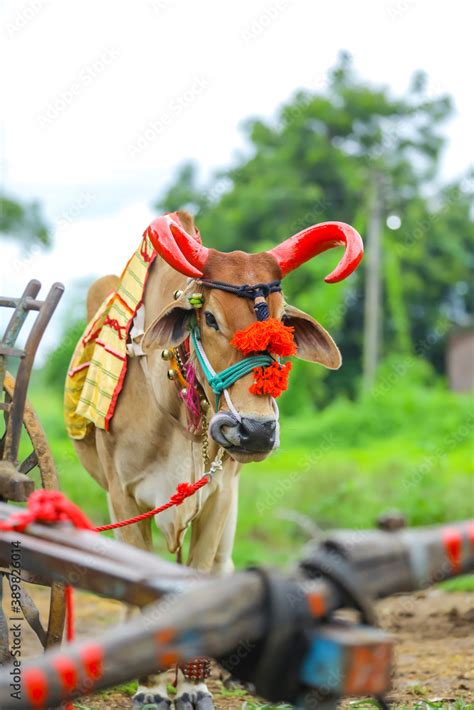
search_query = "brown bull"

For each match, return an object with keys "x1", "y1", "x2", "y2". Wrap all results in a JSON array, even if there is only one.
[{"x1": 71, "y1": 210, "x2": 363, "y2": 709}]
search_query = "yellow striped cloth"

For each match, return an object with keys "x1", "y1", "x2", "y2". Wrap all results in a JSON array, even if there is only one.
[{"x1": 64, "y1": 231, "x2": 156, "y2": 439}]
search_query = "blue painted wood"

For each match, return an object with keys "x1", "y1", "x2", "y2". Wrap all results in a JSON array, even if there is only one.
[{"x1": 301, "y1": 635, "x2": 343, "y2": 690}]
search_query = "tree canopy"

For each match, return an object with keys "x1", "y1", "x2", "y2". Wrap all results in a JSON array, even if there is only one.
[{"x1": 0, "y1": 193, "x2": 50, "y2": 246}]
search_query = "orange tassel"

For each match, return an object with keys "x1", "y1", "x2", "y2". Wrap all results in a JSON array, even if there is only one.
[
  {"x1": 231, "y1": 318, "x2": 296, "y2": 357},
  {"x1": 250, "y1": 361, "x2": 292, "y2": 398},
  {"x1": 231, "y1": 318, "x2": 296, "y2": 397}
]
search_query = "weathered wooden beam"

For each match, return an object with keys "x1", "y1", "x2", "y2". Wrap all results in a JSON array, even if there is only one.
[
  {"x1": 3, "y1": 283, "x2": 65, "y2": 464},
  {"x1": 0, "y1": 463, "x2": 35, "y2": 502},
  {"x1": 0, "y1": 570, "x2": 395, "y2": 709},
  {"x1": 0, "y1": 576, "x2": 10, "y2": 665},
  {"x1": 0, "y1": 347, "x2": 24, "y2": 358},
  {"x1": 6, "y1": 575, "x2": 46, "y2": 648},
  {"x1": 303, "y1": 520, "x2": 474, "y2": 598},
  {"x1": 0, "y1": 572, "x2": 267, "y2": 709},
  {"x1": 0, "y1": 502, "x2": 202, "y2": 606},
  {"x1": 1, "y1": 504, "x2": 472, "y2": 612}
]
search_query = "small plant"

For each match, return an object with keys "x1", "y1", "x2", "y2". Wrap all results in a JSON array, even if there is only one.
[
  {"x1": 241, "y1": 702, "x2": 293, "y2": 710},
  {"x1": 219, "y1": 687, "x2": 249, "y2": 698}
]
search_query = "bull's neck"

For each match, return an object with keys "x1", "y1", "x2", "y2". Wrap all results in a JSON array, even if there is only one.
[{"x1": 142, "y1": 258, "x2": 202, "y2": 438}]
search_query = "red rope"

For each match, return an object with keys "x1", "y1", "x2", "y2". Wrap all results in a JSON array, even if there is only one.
[
  {"x1": 94, "y1": 476, "x2": 209, "y2": 531},
  {"x1": 0, "y1": 476, "x2": 211, "y2": 662},
  {"x1": 0, "y1": 490, "x2": 96, "y2": 534},
  {"x1": 65, "y1": 585, "x2": 75, "y2": 642}
]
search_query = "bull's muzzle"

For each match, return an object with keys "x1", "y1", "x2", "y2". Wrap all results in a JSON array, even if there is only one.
[{"x1": 210, "y1": 412, "x2": 279, "y2": 455}]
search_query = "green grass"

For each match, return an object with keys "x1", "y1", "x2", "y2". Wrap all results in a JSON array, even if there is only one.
[
  {"x1": 439, "y1": 575, "x2": 474, "y2": 592},
  {"x1": 24, "y1": 371, "x2": 474, "y2": 572},
  {"x1": 349, "y1": 702, "x2": 474, "y2": 710}
]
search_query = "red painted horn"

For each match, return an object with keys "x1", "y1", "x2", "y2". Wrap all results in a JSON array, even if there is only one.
[
  {"x1": 147, "y1": 214, "x2": 209, "y2": 278},
  {"x1": 268, "y1": 221, "x2": 364, "y2": 283}
]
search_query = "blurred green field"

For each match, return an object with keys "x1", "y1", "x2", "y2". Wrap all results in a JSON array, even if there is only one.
[{"x1": 27, "y1": 361, "x2": 473, "y2": 570}]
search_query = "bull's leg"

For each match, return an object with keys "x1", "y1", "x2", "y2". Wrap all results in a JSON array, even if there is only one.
[
  {"x1": 174, "y1": 464, "x2": 239, "y2": 709},
  {"x1": 132, "y1": 675, "x2": 171, "y2": 710},
  {"x1": 174, "y1": 668, "x2": 213, "y2": 710},
  {"x1": 211, "y1": 480, "x2": 238, "y2": 575},
  {"x1": 106, "y1": 484, "x2": 171, "y2": 709},
  {"x1": 106, "y1": 490, "x2": 151, "y2": 628},
  {"x1": 187, "y1": 463, "x2": 239, "y2": 572},
  {"x1": 106, "y1": 486, "x2": 152, "y2": 551}
]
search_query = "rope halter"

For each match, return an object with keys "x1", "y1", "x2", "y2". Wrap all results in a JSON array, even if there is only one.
[
  {"x1": 189, "y1": 278, "x2": 296, "y2": 414},
  {"x1": 197, "y1": 279, "x2": 282, "y2": 321},
  {"x1": 191, "y1": 326, "x2": 275, "y2": 413}
]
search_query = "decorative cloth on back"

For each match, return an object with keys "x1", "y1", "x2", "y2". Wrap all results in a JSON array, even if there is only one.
[{"x1": 64, "y1": 228, "x2": 159, "y2": 439}]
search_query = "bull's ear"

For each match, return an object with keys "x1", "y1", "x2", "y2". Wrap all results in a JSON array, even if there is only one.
[
  {"x1": 142, "y1": 294, "x2": 194, "y2": 352},
  {"x1": 283, "y1": 304, "x2": 341, "y2": 369}
]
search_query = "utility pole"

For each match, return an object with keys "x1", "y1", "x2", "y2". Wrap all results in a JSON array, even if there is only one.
[{"x1": 363, "y1": 171, "x2": 383, "y2": 390}]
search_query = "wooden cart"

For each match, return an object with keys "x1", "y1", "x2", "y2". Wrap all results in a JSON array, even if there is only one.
[{"x1": 0, "y1": 280, "x2": 65, "y2": 654}]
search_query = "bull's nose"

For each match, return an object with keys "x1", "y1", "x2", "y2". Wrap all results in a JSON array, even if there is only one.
[
  {"x1": 237, "y1": 416, "x2": 277, "y2": 452},
  {"x1": 209, "y1": 413, "x2": 278, "y2": 452}
]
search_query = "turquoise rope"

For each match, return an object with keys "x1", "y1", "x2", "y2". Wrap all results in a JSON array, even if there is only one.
[{"x1": 191, "y1": 327, "x2": 274, "y2": 407}]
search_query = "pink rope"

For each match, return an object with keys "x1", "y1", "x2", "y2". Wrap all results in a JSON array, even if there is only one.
[{"x1": 179, "y1": 361, "x2": 201, "y2": 421}]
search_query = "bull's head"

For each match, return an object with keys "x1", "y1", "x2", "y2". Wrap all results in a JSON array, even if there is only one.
[{"x1": 142, "y1": 212, "x2": 363, "y2": 463}]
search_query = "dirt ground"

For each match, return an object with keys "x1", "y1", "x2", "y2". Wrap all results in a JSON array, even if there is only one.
[{"x1": 5, "y1": 586, "x2": 474, "y2": 708}]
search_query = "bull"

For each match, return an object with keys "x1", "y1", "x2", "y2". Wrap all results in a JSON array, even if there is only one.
[{"x1": 70, "y1": 210, "x2": 363, "y2": 709}]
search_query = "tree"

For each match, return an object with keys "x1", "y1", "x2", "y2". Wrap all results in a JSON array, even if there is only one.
[
  {"x1": 0, "y1": 193, "x2": 50, "y2": 246},
  {"x1": 155, "y1": 53, "x2": 472, "y2": 408}
]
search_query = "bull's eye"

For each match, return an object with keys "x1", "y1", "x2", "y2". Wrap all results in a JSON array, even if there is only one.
[{"x1": 204, "y1": 311, "x2": 219, "y2": 331}]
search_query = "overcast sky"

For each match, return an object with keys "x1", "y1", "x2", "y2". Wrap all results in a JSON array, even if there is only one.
[{"x1": 1, "y1": 0, "x2": 472, "y2": 357}]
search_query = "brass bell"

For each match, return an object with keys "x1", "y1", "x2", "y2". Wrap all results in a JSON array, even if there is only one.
[
  {"x1": 173, "y1": 289, "x2": 183, "y2": 300},
  {"x1": 167, "y1": 369, "x2": 176, "y2": 380},
  {"x1": 200, "y1": 398, "x2": 210, "y2": 412},
  {"x1": 180, "y1": 387, "x2": 188, "y2": 397},
  {"x1": 161, "y1": 349, "x2": 172, "y2": 360}
]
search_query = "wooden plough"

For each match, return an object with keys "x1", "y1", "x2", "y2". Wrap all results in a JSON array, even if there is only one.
[{"x1": 0, "y1": 501, "x2": 472, "y2": 709}]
